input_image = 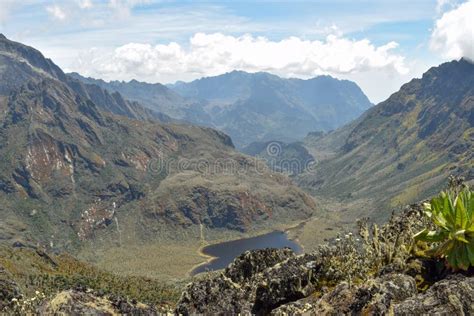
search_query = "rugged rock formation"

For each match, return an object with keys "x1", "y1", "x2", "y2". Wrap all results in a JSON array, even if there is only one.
[
  {"x1": 225, "y1": 248, "x2": 295, "y2": 283},
  {"x1": 177, "y1": 247, "x2": 474, "y2": 315},
  {"x1": 176, "y1": 248, "x2": 323, "y2": 315},
  {"x1": 299, "y1": 273, "x2": 417, "y2": 315},
  {"x1": 393, "y1": 274, "x2": 474, "y2": 315}
]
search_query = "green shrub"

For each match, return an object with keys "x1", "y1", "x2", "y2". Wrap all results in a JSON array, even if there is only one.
[{"x1": 414, "y1": 186, "x2": 474, "y2": 270}]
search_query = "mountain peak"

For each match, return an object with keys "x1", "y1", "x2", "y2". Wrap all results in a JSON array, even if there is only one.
[
  {"x1": 0, "y1": 35, "x2": 67, "y2": 95},
  {"x1": 460, "y1": 56, "x2": 474, "y2": 65}
]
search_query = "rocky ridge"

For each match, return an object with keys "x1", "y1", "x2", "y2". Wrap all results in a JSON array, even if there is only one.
[{"x1": 71, "y1": 70, "x2": 373, "y2": 147}]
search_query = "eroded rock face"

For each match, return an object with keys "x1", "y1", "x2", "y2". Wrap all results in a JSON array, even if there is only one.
[
  {"x1": 175, "y1": 274, "x2": 249, "y2": 315},
  {"x1": 225, "y1": 248, "x2": 295, "y2": 283},
  {"x1": 176, "y1": 248, "x2": 299, "y2": 315},
  {"x1": 176, "y1": 247, "x2": 474, "y2": 316},
  {"x1": 176, "y1": 248, "x2": 323, "y2": 315},
  {"x1": 307, "y1": 273, "x2": 417, "y2": 315},
  {"x1": 394, "y1": 274, "x2": 474, "y2": 315},
  {"x1": 250, "y1": 253, "x2": 321, "y2": 314}
]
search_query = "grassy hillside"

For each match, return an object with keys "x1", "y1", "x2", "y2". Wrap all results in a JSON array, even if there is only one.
[
  {"x1": 0, "y1": 245, "x2": 181, "y2": 310},
  {"x1": 298, "y1": 59, "x2": 474, "y2": 222}
]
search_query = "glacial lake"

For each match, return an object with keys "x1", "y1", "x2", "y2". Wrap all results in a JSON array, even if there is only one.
[{"x1": 191, "y1": 231, "x2": 302, "y2": 275}]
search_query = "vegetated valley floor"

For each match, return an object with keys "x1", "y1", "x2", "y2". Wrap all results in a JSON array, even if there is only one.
[{"x1": 75, "y1": 209, "x2": 341, "y2": 282}]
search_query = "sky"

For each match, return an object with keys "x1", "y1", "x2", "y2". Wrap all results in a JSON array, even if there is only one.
[{"x1": 0, "y1": 0, "x2": 473, "y2": 103}]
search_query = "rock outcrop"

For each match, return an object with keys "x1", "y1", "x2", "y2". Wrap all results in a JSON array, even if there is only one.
[
  {"x1": 224, "y1": 248, "x2": 295, "y2": 283},
  {"x1": 297, "y1": 273, "x2": 417, "y2": 315},
  {"x1": 176, "y1": 248, "x2": 474, "y2": 315},
  {"x1": 393, "y1": 274, "x2": 474, "y2": 315},
  {"x1": 176, "y1": 248, "x2": 324, "y2": 315}
]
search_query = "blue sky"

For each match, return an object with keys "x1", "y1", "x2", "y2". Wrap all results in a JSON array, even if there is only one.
[{"x1": 1, "y1": 0, "x2": 472, "y2": 102}]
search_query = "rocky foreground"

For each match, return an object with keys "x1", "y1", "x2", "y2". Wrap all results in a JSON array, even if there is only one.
[
  {"x1": 1, "y1": 202, "x2": 473, "y2": 315},
  {"x1": 3, "y1": 249, "x2": 472, "y2": 315},
  {"x1": 176, "y1": 204, "x2": 474, "y2": 315},
  {"x1": 176, "y1": 248, "x2": 474, "y2": 315}
]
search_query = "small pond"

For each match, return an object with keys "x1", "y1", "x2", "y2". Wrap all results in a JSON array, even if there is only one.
[{"x1": 191, "y1": 230, "x2": 302, "y2": 275}]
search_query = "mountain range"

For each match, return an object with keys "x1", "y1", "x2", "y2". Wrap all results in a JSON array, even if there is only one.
[
  {"x1": 0, "y1": 33, "x2": 473, "y2": 287},
  {"x1": 71, "y1": 69, "x2": 372, "y2": 147},
  {"x1": 0, "y1": 35, "x2": 317, "y2": 256}
]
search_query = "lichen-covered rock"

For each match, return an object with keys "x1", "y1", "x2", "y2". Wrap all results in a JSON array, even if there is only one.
[
  {"x1": 394, "y1": 274, "x2": 474, "y2": 315},
  {"x1": 309, "y1": 273, "x2": 417, "y2": 315},
  {"x1": 250, "y1": 253, "x2": 321, "y2": 314},
  {"x1": 176, "y1": 249, "x2": 302, "y2": 315},
  {"x1": 175, "y1": 274, "x2": 249, "y2": 315},
  {"x1": 273, "y1": 273, "x2": 474, "y2": 316},
  {"x1": 224, "y1": 248, "x2": 295, "y2": 283},
  {"x1": 38, "y1": 290, "x2": 160, "y2": 315},
  {"x1": 175, "y1": 249, "x2": 321, "y2": 315},
  {"x1": 271, "y1": 299, "x2": 316, "y2": 315}
]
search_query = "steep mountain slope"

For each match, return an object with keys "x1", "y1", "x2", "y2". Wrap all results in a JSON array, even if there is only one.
[
  {"x1": 68, "y1": 73, "x2": 209, "y2": 123},
  {"x1": 71, "y1": 71, "x2": 372, "y2": 147},
  {"x1": 0, "y1": 34, "x2": 167, "y2": 122},
  {"x1": 298, "y1": 58, "x2": 474, "y2": 221},
  {"x1": 0, "y1": 36, "x2": 317, "y2": 259},
  {"x1": 66, "y1": 78, "x2": 173, "y2": 122}
]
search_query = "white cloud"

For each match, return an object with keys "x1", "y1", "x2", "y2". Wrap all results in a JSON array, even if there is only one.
[
  {"x1": 74, "y1": 32, "x2": 408, "y2": 85},
  {"x1": 46, "y1": 5, "x2": 67, "y2": 21},
  {"x1": 430, "y1": 0, "x2": 474, "y2": 60},
  {"x1": 78, "y1": 0, "x2": 93, "y2": 9},
  {"x1": 342, "y1": 60, "x2": 431, "y2": 104}
]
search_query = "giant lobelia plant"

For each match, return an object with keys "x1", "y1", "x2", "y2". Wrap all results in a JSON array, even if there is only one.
[{"x1": 414, "y1": 185, "x2": 474, "y2": 270}]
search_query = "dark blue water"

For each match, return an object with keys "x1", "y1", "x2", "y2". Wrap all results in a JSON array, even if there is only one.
[{"x1": 191, "y1": 231, "x2": 302, "y2": 275}]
